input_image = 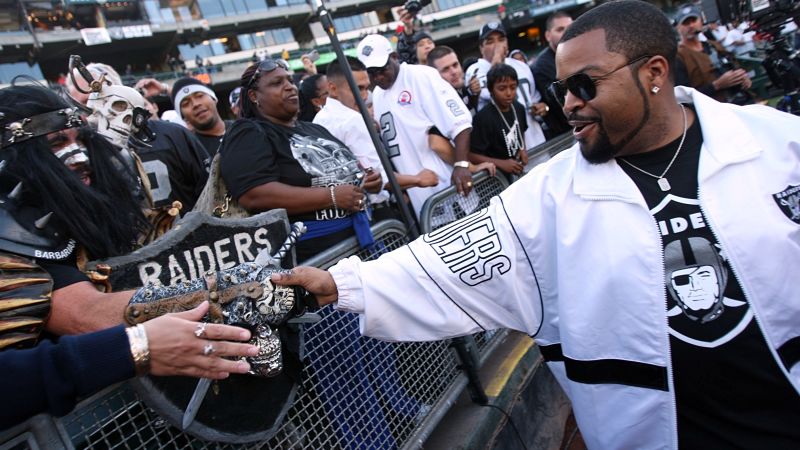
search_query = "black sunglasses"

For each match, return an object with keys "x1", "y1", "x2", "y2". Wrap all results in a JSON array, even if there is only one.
[
  {"x1": 247, "y1": 58, "x2": 290, "y2": 87},
  {"x1": 549, "y1": 55, "x2": 652, "y2": 106}
]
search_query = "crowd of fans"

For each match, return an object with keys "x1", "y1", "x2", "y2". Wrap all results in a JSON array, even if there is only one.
[{"x1": 1, "y1": 0, "x2": 798, "y2": 443}]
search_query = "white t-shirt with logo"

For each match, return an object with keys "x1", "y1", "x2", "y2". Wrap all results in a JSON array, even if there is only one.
[
  {"x1": 372, "y1": 63, "x2": 472, "y2": 216},
  {"x1": 466, "y1": 57, "x2": 546, "y2": 149}
]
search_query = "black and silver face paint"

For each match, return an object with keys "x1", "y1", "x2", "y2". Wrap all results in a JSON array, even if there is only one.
[{"x1": 54, "y1": 142, "x2": 90, "y2": 167}]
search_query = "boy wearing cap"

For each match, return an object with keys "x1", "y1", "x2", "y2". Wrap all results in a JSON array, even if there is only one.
[
  {"x1": 172, "y1": 77, "x2": 230, "y2": 157},
  {"x1": 465, "y1": 22, "x2": 548, "y2": 149},
  {"x1": 413, "y1": 32, "x2": 436, "y2": 65},
  {"x1": 356, "y1": 34, "x2": 474, "y2": 216}
]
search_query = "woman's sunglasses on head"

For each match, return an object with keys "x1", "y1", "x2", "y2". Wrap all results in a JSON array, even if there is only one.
[{"x1": 248, "y1": 59, "x2": 290, "y2": 87}]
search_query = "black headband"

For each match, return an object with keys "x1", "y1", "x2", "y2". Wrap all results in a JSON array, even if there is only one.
[{"x1": 0, "y1": 108, "x2": 84, "y2": 149}]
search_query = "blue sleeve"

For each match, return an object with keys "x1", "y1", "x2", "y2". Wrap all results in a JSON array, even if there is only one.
[{"x1": 0, "y1": 325, "x2": 135, "y2": 429}]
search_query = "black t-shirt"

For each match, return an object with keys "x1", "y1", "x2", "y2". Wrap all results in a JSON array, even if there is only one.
[
  {"x1": 471, "y1": 101, "x2": 528, "y2": 173},
  {"x1": 193, "y1": 120, "x2": 232, "y2": 159},
  {"x1": 456, "y1": 86, "x2": 478, "y2": 115},
  {"x1": 37, "y1": 252, "x2": 89, "y2": 290},
  {"x1": 617, "y1": 109, "x2": 800, "y2": 448},
  {"x1": 531, "y1": 46, "x2": 557, "y2": 89},
  {"x1": 531, "y1": 47, "x2": 571, "y2": 138},
  {"x1": 220, "y1": 118, "x2": 363, "y2": 260},
  {"x1": 131, "y1": 120, "x2": 210, "y2": 211},
  {"x1": 38, "y1": 260, "x2": 89, "y2": 290}
]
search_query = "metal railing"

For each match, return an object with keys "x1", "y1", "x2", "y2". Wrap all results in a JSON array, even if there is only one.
[
  {"x1": 0, "y1": 134, "x2": 577, "y2": 450},
  {"x1": 419, "y1": 170, "x2": 510, "y2": 233},
  {"x1": 526, "y1": 132, "x2": 575, "y2": 170},
  {"x1": 418, "y1": 133, "x2": 575, "y2": 234}
]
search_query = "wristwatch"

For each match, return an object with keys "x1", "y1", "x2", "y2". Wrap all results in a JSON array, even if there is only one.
[{"x1": 454, "y1": 161, "x2": 470, "y2": 169}]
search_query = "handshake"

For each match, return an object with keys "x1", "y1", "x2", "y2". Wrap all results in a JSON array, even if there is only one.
[{"x1": 125, "y1": 223, "x2": 311, "y2": 378}]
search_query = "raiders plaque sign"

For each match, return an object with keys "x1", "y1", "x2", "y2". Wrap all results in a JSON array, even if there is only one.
[
  {"x1": 86, "y1": 210, "x2": 303, "y2": 443},
  {"x1": 88, "y1": 210, "x2": 293, "y2": 290}
]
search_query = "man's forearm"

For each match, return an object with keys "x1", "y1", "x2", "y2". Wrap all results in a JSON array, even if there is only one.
[
  {"x1": 452, "y1": 129, "x2": 471, "y2": 163},
  {"x1": 47, "y1": 282, "x2": 134, "y2": 335},
  {"x1": 390, "y1": 173, "x2": 424, "y2": 189},
  {"x1": 468, "y1": 152, "x2": 498, "y2": 166}
]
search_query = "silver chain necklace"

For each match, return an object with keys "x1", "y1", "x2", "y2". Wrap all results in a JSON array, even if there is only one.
[
  {"x1": 619, "y1": 103, "x2": 687, "y2": 192},
  {"x1": 493, "y1": 101, "x2": 524, "y2": 159}
]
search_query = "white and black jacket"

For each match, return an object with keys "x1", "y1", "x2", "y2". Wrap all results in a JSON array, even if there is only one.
[{"x1": 329, "y1": 87, "x2": 800, "y2": 449}]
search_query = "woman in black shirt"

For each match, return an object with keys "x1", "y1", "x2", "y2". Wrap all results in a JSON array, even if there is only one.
[{"x1": 220, "y1": 60, "x2": 383, "y2": 261}]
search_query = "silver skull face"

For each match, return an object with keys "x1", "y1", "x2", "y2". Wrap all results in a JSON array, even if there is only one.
[
  {"x1": 87, "y1": 85, "x2": 146, "y2": 148},
  {"x1": 247, "y1": 325, "x2": 283, "y2": 377}
]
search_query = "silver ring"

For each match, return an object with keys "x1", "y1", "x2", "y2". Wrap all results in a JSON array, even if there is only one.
[
  {"x1": 357, "y1": 198, "x2": 363, "y2": 206},
  {"x1": 203, "y1": 343, "x2": 214, "y2": 356},
  {"x1": 466, "y1": 181, "x2": 473, "y2": 187},
  {"x1": 194, "y1": 322, "x2": 207, "y2": 338}
]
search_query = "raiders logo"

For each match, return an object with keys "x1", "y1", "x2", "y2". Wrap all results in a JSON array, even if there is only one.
[
  {"x1": 773, "y1": 184, "x2": 800, "y2": 224},
  {"x1": 362, "y1": 45, "x2": 373, "y2": 56},
  {"x1": 133, "y1": 108, "x2": 147, "y2": 128},
  {"x1": 653, "y1": 194, "x2": 751, "y2": 348}
]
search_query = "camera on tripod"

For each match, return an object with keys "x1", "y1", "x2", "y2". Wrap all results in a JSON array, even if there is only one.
[{"x1": 704, "y1": 0, "x2": 800, "y2": 113}]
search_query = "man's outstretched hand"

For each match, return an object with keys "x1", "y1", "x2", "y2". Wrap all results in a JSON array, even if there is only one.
[{"x1": 271, "y1": 267, "x2": 339, "y2": 307}]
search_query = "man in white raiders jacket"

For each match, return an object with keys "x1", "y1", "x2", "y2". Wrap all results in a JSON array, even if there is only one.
[{"x1": 274, "y1": 1, "x2": 800, "y2": 448}]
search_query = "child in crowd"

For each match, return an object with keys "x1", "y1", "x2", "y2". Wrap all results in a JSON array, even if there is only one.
[{"x1": 469, "y1": 63, "x2": 529, "y2": 178}]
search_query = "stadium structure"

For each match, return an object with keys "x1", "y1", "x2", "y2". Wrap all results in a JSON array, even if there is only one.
[{"x1": 0, "y1": 0, "x2": 596, "y2": 97}]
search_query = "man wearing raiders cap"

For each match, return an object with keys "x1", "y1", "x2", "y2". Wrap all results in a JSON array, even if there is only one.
[
  {"x1": 172, "y1": 78, "x2": 231, "y2": 158},
  {"x1": 125, "y1": 79, "x2": 210, "y2": 212}
]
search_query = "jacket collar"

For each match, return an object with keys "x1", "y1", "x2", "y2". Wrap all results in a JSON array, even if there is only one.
[
  {"x1": 572, "y1": 87, "x2": 763, "y2": 200},
  {"x1": 675, "y1": 86, "x2": 762, "y2": 181}
]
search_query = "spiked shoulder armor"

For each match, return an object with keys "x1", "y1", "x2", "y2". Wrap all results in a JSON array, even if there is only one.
[
  {"x1": 0, "y1": 252, "x2": 53, "y2": 350},
  {"x1": 0, "y1": 170, "x2": 76, "y2": 262}
]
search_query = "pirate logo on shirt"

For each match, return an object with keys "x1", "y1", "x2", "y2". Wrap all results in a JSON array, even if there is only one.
[
  {"x1": 289, "y1": 134, "x2": 360, "y2": 183},
  {"x1": 654, "y1": 194, "x2": 752, "y2": 348}
]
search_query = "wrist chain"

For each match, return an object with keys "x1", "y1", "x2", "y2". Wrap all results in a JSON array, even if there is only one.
[{"x1": 328, "y1": 185, "x2": 337, "y2": 209}]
